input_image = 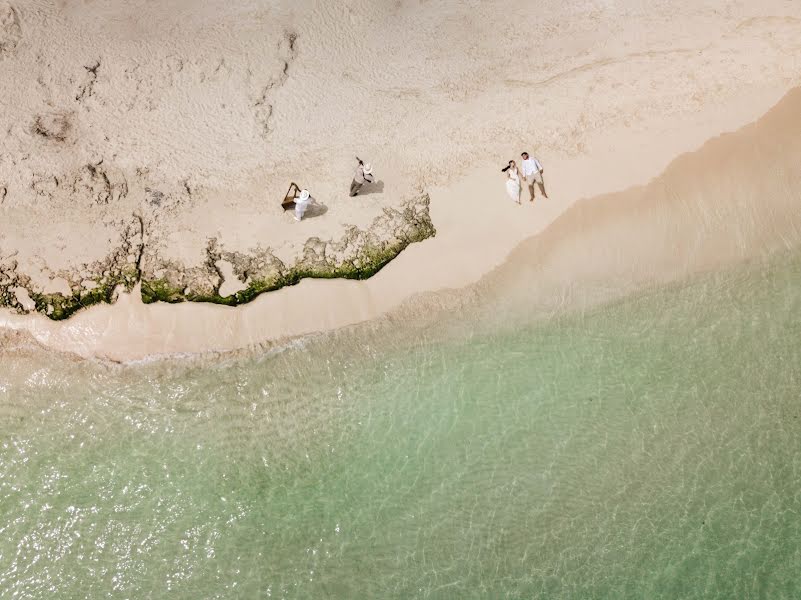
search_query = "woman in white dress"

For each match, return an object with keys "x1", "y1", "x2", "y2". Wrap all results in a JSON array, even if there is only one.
[
  {"x1": 294, "y1": 189, "x2": 312, "y2": 221},
  {"x1": 503, "y1": 160, "x2": 521, "y2": 204}
]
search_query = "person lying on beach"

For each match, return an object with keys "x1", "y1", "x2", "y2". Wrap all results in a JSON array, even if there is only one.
[
  {"x1": 521, "y1": 152, "x2": 547, "y2": 200},
  {"x1": 350, "y1": 158, "x2": 375, "y2": 197},
  {"x1": 502, "y1": 160, "x2": 521, "y2": 204}
]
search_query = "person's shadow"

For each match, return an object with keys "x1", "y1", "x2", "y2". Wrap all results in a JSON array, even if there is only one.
[
  {"x1": 303, "y1": 202, "x2": 329, "y2": 219},
  {"x1": 359, "y1": 180, "x2": 385, "y2": 196}
]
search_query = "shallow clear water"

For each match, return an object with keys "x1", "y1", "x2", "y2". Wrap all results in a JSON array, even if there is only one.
[{"x1": 1, "y1": 252, "x2": 800, "y2": 599}]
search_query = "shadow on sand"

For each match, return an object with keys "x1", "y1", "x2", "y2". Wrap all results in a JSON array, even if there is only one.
[
  {"x1": 359, "y1": 180, "x2": 385, "y2": 196},
  {"x1": 303, "y1": 202, "x2": 329, "y2": 219}
]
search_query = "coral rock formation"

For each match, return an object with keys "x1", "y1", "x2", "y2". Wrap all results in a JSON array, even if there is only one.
[
  {"x1": 139, "y1": 195, "x2": 435, "y2": 307},
  {"x1": 1, "y1": 197, "x2": 435, "y2": 320},
  {"x1": 1, "y1": 217, "x2": 144, "y2": 319}
]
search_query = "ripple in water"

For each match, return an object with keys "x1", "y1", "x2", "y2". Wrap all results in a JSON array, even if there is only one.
[{"x1": 1, "y1": 251, "x2": 800, "y2": 598}]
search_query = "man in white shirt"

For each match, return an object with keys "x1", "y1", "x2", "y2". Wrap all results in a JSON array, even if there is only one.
[{"x1": 521, "y1": 151, "x2": 548, "y2": 200}]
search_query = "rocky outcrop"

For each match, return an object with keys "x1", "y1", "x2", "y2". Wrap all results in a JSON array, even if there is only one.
[
  {"x1": 140, "y1": 194, "x2": 435, "y2": 306},
  {"x1": 0, "y1": 217, "x2": 143, "y2": 320},
  {"x1": 1, "y1": 195, "x2": 435, "y2": 320}
]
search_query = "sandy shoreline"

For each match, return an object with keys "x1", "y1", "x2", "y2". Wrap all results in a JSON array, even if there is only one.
[
  {"x1": 2, "y1": 1, "x2": 801, "y2": 361},
  {"x1": 4, "y1": 83, "x2": 801, "y2": 361}
]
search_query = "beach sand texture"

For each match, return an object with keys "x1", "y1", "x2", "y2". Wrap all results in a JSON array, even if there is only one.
[{"x1": 2, "y1": 0, "x2": 801, "y2": 357}]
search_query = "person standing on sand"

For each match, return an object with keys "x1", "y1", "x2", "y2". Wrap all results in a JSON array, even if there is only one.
[
  {"x1": 294, "y1": 189, "x2": 312, "y2": 221},
  {"x1": 350, "y1": 158, "x2": 375, "y2": 197},
  {"x1": 502, "y1": 160, "x2": 521, "y2": 204},
  {"x1": 521, "y1": 151, "x2": 547, "y2": 200}
]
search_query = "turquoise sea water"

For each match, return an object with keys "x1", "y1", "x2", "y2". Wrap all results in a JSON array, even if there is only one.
[{"x1": 1, "y1": 251, "x2": 800, "y2": 599}]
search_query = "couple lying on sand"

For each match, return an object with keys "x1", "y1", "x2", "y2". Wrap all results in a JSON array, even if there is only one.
[{"x1": 502, "y1": 152, "x2": 547, "y2": 204}]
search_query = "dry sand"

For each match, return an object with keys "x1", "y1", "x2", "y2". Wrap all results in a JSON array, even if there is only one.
[
  {"x1": 2, "y1": 0, "x2": 801, "y2": 360},
  {"x1": 483, "y1": 87, "x2": 801, "y2": 316}
]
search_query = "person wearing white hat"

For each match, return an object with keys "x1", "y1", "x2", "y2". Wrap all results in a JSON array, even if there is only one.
[
  {"x1": 350, "y1": 158, "x2": 375, "y2": 197},
  {"x1": 294, "y1": 189, "x2": 312, "y2": 221}
]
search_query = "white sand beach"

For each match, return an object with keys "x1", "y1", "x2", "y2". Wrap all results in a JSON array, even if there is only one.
[{"x1": 2, "y1": 0, "x2": 801, "y2": 360}]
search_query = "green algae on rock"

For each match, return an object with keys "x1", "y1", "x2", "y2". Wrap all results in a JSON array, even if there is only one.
[
  {"x1": 30, "y1": 279, "x2": 128, "y2": 321},
  {"x1": 140, "y1": 194, "x2": 436, "y2": 308},
  {"x1": 0, "y1": 219, "x2": 143, "y2": 321},
  {"x1": 1, "y1": 195, "x2": 435, "y2": 319}
]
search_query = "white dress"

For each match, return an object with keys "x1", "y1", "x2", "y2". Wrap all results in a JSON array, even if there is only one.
[
  {"x1": 294, "y1": 192, "x2": 311, "y2": 221},
  {"x1": 505, "y1": 169, "x2": 521, "y2": 203}
]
